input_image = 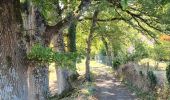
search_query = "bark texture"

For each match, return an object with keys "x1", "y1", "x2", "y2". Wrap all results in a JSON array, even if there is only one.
[
  {"x1": 27, "y1": 65, "x2": 49, "y2": 100},
  {"x1": 85, "y1": 10, "x2": 99, "y2": 81},
  {"x1": 0, "y1": 0, "x2": 28, "y2": 99},
  {"x1": 22, "y1": 2, "x2": 49, "y2": 100},
  {"x1": 48, "y1": 1, "x2": 73, "y2": 96}
]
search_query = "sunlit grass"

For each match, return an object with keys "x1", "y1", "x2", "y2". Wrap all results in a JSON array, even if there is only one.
[
  {"x1": 138, "y1": 58, "x2": 168, "y2": 70},
  {"x1": 49, "y1": 59, "x2": 105, "y2": 93},
  {"x1": 80, "y1": 82, "x2": 96, "y2": 95},
  {"x1": 76, "y1": 59, "x2": 112, "y2": 75},
  {"x1": 49, "y1": 59, "x2": 112, "y2": 99}
]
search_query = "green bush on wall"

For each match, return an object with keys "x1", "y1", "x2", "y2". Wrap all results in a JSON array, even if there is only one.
[
  {"x1": 166, "y1": 64, "x2": 170, "y2": 85},
  {"x1": 147, "y1": 71, "x2": 157, "y2": 90},
  {"x1": 112, "y1": 59, "x2": 121, "y2": 70},
  {"x1": 27, "y1": 44, "x2": 79, "y2": 71}
]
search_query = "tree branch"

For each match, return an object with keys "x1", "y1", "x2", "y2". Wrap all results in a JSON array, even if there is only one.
[
  {"x1": 82, "y1": 17, "x2": 125, "y2": 22},
  {"x1": 125, "y1": 10, "x2": 164, "y2": 32},
  {"x1": 123, "y1": 16, "x2": 159, "y2": 43},
  {"x1": 44, "y1": 0, "x2": 91, "y2": 45},
  {"x1": 46, "y1": 0, "x2": 91, "y2": 32}
]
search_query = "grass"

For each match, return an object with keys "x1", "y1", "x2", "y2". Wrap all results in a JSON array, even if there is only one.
[
  {"x1": 49, "y1": 60, "x2": 103, "y2": 100},
  {"x1": 49, "y1": 59, "x2": 168, "y2": 99},
  {"x1": 138, "y1": 58, "x2": 168, "y2": 71},
  {"x1": 124, "y1": 81, "x2": 157, "y2": 100},
  {"x1": 49, "y1": 75, "x2": 97, "y2": 100},
  {"x1": 49, "y1": 74, "x2": 97, "y2": 100},
  {"x1": 76, "y1": 59, "x2": 113, "y2": 75}
]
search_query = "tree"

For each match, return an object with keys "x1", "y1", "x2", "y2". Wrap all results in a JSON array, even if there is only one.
[
  {"x1": 51, "y1": 31, "x2": 73, "y2": 96},
  {"x1": 22, "y1": 1, "x2": 49, "y2": 99},
  {"x1": 0, "y1": 0, "x2": 28, "y2": 99},
  {"x1": 85, "y1": 9, "x2": 99, "y2": 81},
  {"x1": 44, "y1": 0, "x2": 91, "y2": 95},
  {"x1": 67, "y1": 20, "x2": 79, "y2": 81},
  {"x1": 28, "y1": 0, "x2": 91, "y2": 96}
]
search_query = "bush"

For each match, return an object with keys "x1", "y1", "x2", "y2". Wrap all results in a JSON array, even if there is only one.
[
  {"x1": 112, "y1": 60, "x2": 121, "y2": 70},
  {"x1": 126, "y1": 42, "x2": 150, "y2": 62},
  {"x1": 166, "y1": 64, "x2": 170, "y2": 85},
  {"x1": 139, "y1": 71, "x2": 144, "y2": 77},
  {"x1": 147, "y1": 71, "x2": 157, "y2": 90}
]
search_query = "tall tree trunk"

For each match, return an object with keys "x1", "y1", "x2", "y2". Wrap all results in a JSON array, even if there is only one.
[
  {"x1": 101, "y1": 36, "x2": 112, "y2": 66},
  {"x1": 48, "y1": 1, "x2": 72, "y2": 96},
  {"x1": 22, "y1": 1, "x2": 49, "y2": 99},
  {"x1": 101, "y1": 36, "x2": 109, "y2": 57},
  {"x1": 67, "y1": 20, "x2": 79, "y2": 81},
  {"x1": 85, "y1": 10, "x2": 99, "y2": 81},
  {"x1": 52, "y1": 31, "x2": 72, "y2": 96},
  {"x1": 0, "y1": 0, "x2": 28, "y2": 99},
  {"x1": 27, "y1": 65, "x2": 49, "y2": 100},
  {"x1": 67, "y1": 21, "x2": 77, "y2": 52}
]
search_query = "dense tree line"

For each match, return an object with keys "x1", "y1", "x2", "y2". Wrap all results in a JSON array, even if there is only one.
[{"x1": 0, "y1": 0, "x2": 170, "y2": 99}]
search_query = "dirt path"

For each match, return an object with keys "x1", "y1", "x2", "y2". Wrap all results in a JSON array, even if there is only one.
[{"x1": 92, "y1": 65, "x2": 138, "y2": 100}]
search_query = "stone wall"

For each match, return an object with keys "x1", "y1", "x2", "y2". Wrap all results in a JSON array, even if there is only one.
[{"x1": 116, "y1": 62, "x2": 170, "y2": 99}]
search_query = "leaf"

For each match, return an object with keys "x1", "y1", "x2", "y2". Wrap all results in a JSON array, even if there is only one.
[{"x1": 121, "y1": 0, "x2": 128, "y2": 10}]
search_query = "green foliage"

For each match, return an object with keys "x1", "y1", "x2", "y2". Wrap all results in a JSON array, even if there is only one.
[
  {"x1": 112, "y1": 59, "x2": 121, "y2": 70},
  {"x1": 125, "y1": 81, "x2": 157, "y2": 100},
  {"x1": 166, "y1": 64, "x2": 170, "y2": 85},
  {"x1": 139, "y1": 71, "x2": 144, "y2": 77},
  {"x1": 32, "y1": 0, "x2": 80, "y2": 25},
  {"x1": 147, "y1": 71, "x2": 157, "y2": 90},
  {"x1": 121, "y1": 0, "x2": 128, "y2": 10},
  {"x1": 153, "y1": 42, "x2": 170, "y2": 61},
  {"x1": 99, "y1": 46, "x2": 106, "y2": 56},
  {"x1": 68, "y1": 21, "x2": 77, "y2": 52},
  {"x1": 27, "y1": 44, "x2": 79, "y2": 70},
  {"x1": 27, "y1": 44, "x2": 53, "y2": 62},
  {"x1": 127, "y1": 42, "x2": 149, "y2": 61}
]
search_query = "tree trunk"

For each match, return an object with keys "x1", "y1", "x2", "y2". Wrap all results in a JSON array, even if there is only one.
[
  {"x1": 27, "y1": 65, "x2": 49, "y2": 100},
  {"x1": 85, "y1": 10, "x2": 99, "y2": 81},
  {"x1": 22, "y1": 2, "x2": 49, "y2": 100},
  {"x1": 0, "y1": 0, "x2": 28, "y2": 99},
  {"x1": 67, "y1": 21, "x2": 77, "y2": 52},
  {"x1": 101, "y1": 36, "x2": 109, "y2": 56},
  {"x1": 52, "y1": 31, "x2": 72, "y2": 96},
  {"x1": 85, "y1": 43, "x2": 91, "y2": 81},
  {"x1": 101, "y1": 36, "x2": 112, "y2": 66},
  {"x1": 67, "y1": 20, "x2": 79, "y2": 81}
]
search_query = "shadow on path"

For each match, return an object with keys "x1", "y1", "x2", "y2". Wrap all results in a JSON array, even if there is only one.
[{"x1": 92, "y1": 65, "x2": 138, "y2": 100}]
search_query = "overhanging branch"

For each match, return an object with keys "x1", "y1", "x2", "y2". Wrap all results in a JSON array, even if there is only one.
[
  {"x1": 83, "y1": 17, "x2": 125, "y2": 22},
  {"x1": 46, "y1": 0, "x2": 91, "y2": 32},
  {"x1": 125, "y1": 10, "x2": 164, "y2": 32},
  {"x1": 44, "y1": 0, "x2": 91, "y2": 44}
]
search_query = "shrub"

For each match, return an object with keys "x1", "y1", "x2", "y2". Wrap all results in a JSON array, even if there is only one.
[
  {"x1": 166, "y1": 64, "x2": 170, "y2": 85},
  {"x1": 139, "y1": 71, "x2": 144, "y2": 77},
  {"x1": 147, "y1": 71, "x2": 157, "y2": 90},
  {"x1": 112, "y1": 59, "x2": 121, "y2": 70},
  {"x1": 27, "y1": 44, "x2": 78, "y2": 70}
]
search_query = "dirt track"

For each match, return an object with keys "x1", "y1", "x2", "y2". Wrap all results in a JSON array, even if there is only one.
[{"x1": 92, "y1": 66, "x2": 138, "y2": 100}]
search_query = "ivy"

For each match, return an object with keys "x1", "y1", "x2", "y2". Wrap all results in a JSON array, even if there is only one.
[
  {"x1": 121, "y1": 0, "x2": 128, "y2": 10},
  {"x1": 147, "y1": 71, "x2": 157, "y2": 90},
  {"x1": 27, "y1": 44, "x2": 80, "y2": 71},
  {"x1": 166, "y1": 64, "x2": 170, "y2": 85}
]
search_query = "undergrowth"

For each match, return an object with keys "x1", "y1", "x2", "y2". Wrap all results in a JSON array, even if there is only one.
[
  {"x1": 49, "y1": 73, "x2": 97, "y2": 100},
  {"x1": 124, "y1": 81, "x2": 157, "y2": 100}
]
